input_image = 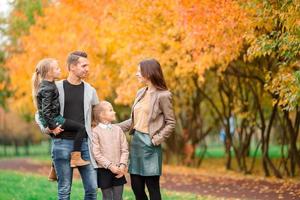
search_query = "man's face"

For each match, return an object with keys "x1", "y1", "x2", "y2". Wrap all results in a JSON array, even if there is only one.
[{"x1": 70, "y1": 57, "x2": 89, "y2": 79}]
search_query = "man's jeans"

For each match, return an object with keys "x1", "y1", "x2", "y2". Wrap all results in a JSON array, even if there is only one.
[{"x1": 52, "y1": 138, "x2": 97, "y2": 200}]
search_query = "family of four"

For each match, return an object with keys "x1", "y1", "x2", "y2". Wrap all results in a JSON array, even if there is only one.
[{"x1": 32, "y1": 51, "x2": 176, "y2": 200}]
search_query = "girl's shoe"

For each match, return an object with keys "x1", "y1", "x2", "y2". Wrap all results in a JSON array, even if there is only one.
[{"x1": 70, "y1": 151, "x2": 90, "y2": 167}]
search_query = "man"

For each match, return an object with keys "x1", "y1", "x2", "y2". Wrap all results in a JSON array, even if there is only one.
[{"x1": 36, "y1": 51, "x2": 99, "y2": 200}]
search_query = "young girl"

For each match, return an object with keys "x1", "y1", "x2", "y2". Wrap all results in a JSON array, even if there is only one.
[
  {"x1": 92, "y1": 101, "x2": 128, "y2": 200},
  {"x1": 32, "y1": 58, "x2": 90, "y2": 172}
]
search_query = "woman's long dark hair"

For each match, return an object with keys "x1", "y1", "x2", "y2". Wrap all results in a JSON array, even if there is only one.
[{"x1": 139, "y1": 58, "x2": 168, "y2": 90}]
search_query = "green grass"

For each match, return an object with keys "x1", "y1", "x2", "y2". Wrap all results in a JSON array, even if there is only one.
[{"x1": 0, "y1": 170, "x2": 214, "y2": 200}]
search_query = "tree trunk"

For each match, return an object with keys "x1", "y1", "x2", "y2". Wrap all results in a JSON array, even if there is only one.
[
  {"x1": 14, "y1": 142, "x2": 19, "y2": 156},
  {"x1": 225, "y1": 136, "x2": 232, "y2": 170},
  {"x1": 263, "y1": 103, "x2": 282, "y2": 178},
  {"x1": 3, "y1": 144, "x2": 7, "y2": 156},
  {"x1": 25, "y1": 141, "x2": 30, "y2": 156},
  {"x1": 196, "y1": 142, "x2": 207, "y2": 167},
  {"x1": 284, "y1": 110, "x2": 300, "y2": 176},
  {"x1": 250, "y1": 141, "x2": 261, "y2": 173}
]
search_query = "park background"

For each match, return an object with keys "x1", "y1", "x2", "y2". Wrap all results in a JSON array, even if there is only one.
[{"x1": 0, "y1": 0, "x2": 299, "y2": 199}]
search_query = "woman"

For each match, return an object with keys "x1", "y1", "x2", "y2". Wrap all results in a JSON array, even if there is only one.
[{"x1": 118, "y1": 58, "x2": 176, "y2": 200}]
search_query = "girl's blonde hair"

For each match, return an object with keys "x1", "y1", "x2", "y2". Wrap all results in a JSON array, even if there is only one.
[
  {"x1": 92, "y1": 101, "x2": 111, "y2": 127},
  {"x1": 31, "y1": 58, "x2": 57, "y2": 107}
]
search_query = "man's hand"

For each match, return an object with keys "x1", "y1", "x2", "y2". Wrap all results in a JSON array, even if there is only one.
[{"x1": 51, "y1": 125, "x2": 64, "y2": 135}]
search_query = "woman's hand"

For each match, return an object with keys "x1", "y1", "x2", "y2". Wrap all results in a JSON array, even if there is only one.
[{"x1": 151, "y1": 139, "x2": 156, "y2": 146}]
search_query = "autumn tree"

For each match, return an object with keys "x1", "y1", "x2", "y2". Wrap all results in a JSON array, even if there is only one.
[{"x1": 246, "y1": 0, "x2": 300, "y2": 177}]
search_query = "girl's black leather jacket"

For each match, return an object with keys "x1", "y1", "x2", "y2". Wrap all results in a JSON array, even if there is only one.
[{"x1": 37, "y1": 80, "x2": 61, "y2": 129}]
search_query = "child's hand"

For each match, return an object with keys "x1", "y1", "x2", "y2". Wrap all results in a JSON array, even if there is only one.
[
  {"x1": 115, "y1": 164, "x2": 127, "y2": 178},
  {"x1": 119, "y1": 164, "x2": 127, "y2": 174},
  {"x1": 115, "y1": 170, "x2": 124, "y2": 178},
  {"x1": 109, "y1": 165, "x2": 121, "y2": 174}
]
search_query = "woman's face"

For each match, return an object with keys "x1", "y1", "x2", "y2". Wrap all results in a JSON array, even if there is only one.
[{"x1": 136, "y1": 65, "x2": 147, "y2": 84}]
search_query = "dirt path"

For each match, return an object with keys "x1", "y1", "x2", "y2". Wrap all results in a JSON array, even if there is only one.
[{"x1": 0, "y1": 158, "x2": 299, "y2": 200}]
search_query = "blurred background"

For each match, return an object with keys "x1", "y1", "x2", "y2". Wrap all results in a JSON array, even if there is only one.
[{"x1": 0, "y1": 0, "x2": 299, "y2": 199}]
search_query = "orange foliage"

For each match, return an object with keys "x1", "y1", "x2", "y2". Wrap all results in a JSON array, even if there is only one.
[
  {"x1": 5, "y1": 0, "x2": 254, "y2": 115},
  {"x1": 180, "y1": 0, "x2": 253, "y2": 74}
]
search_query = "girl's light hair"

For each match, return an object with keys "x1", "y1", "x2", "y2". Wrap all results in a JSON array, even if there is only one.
[
  {"x1": 31, "y1": 58, "x2": 57, "y2": 107},
  {"x1": 92, "y1": 101, "x2": 111, "y2": 127}
]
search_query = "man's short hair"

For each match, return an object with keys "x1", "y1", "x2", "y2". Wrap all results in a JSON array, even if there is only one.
[{"x1": 67, "y1": 51, "x2": 88, "y2": 70}]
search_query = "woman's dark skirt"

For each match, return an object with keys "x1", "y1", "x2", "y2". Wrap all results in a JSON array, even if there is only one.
[{"x1": 129, "y1": 130, "x2": 162, "y2": 176}]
